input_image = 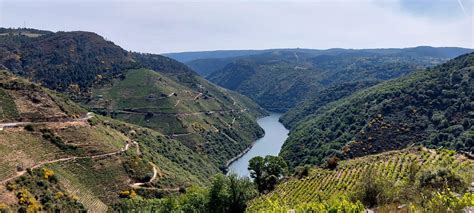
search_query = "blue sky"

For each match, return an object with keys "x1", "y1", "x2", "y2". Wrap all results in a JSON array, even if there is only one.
[
  {"x1": 0, "y1": 0, "x2": 472, "y2": 53},
  {"x1": 398, "y1": 0, "x2": 472, "y2": 18}
]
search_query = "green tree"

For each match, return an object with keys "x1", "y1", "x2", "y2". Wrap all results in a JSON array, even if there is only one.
[
  {"x1": 180, "y1": 186, "x2": 208, "y2": 212},
  {"x1": 207, "y1": 174, "x2": 228, "y2": 213},
  {"x1": 227, "y1": 174, "x2": 258, "y2": 213},
  {"x1": 248, "y1": 155, "x2": 288, "y2": 193}
]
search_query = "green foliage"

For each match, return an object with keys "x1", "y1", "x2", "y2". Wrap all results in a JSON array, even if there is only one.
[
  {"x1": 249, "y1": 148, "x2": 474, "y2": 211},
  {"x1": 417, "y1": 167, "x2": 465, "y2": 191},
  {"x1": 423, "y1": 190, "x2": 474, "y2": 212},
  {"x1": 281, "y1": 81, "x2": 380, "y2": 129},
  {"x1": 350, "y1": 168, "x2": 399, "y2": 207},
  {"x1": 293, "y1": 165, "x2": 311, "y2": 178},
  {"x1": 122, "y1": 155, "x2": 154, "y2": 183},
  {"x1": 248, "y1": 155, "x2": 288, "y2": 193},
  {"x1": 113, "y1": 174, "x2": 258, "y2": 213},
  {"x1": 205, "y1": 48, "x2": 470, "y2": 111},
  {"x1": 281, "y1": 53, "x2": 474, "y2": 168},
  {"x1": 41, "y1": 129, "x2": 77, "y2": 151},
  {"x1": 247, "y1": 196, "x2": 365, "y2": 212},
  {"x1": 23, "y1": 124, "x2": 34, "y2": 132},
  {"x1": 0, "y1": 87, "x2": 19, "y2": 120},
  {"x1": 6, "y1": 167, "x2": 86, "y2": 212},
  {"x1": 91, "y1": 68, "x2": 265, "y2": 167}
]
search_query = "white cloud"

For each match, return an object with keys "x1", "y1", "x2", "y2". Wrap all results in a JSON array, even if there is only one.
[{"x1": 0, "y1": 0, "x2": 472, "y2": 53}]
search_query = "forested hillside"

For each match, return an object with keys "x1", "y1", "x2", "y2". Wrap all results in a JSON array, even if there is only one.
[
  {"x1": 0, "y1": 29, "x2": 137, "y2": 94},
  {"x1": 280, "y1": 81, "x2": 380, "y2": 128},
  {"x1": 0, "y1": 28, "x2": 267, "y2": 168},
  {"x1": 202, "y1": 47, "x2": 471, "y2": 111},
  {"x1": 280, "y1": 53, "x2": 474, "y2": 168}
]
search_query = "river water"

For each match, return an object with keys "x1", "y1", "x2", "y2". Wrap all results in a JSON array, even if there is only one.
[{"x1": 228, "y1": 113, "x2": 289, "y2": 177}]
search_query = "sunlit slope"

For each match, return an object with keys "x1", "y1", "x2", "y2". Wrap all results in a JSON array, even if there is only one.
[
  {"x1": 0, "y1": 29, "x2": 267, "y2": 168},
  {"x1": 248, "y1": 148, "x2": 474, "y2": 212},
  {"x1": 0, "y1": 70, "x2": 220, "y2": 211},
  {"x1": 89, "y1": 68, "x2": 265, "y2": 166}
]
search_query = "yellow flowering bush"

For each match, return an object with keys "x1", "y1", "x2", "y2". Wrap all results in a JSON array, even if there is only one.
[{"x1": 42, "y1": 168, "x2": 55, "y2": 180}]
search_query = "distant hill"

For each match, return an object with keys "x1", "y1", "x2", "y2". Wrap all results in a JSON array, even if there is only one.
[
  {"x1": 0, "y1": 70, "x2": 218, "y2": 211},
  {"x1": 186, "y1": 57, "x2": 236, "y2": 77},
  {"x1": 0, "y1": 28, "x2": 266, "y2": 170},
  {"x1": 280, "y1": 53, "x2": 474, "y2": 168},
  {"x1": 163, "y1": 49, "x2": 273, "y2": 62},
  {"x1": 200, "y1": 47, "x2": 472, "y2": 111},
  {"x1": 179, "y1": 46, "x2": 472, "y2": 76}
]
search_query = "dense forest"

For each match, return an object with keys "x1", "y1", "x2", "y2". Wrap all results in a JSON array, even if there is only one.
[
  {"x1": 280, "y1": 53, "x2": 474, "y2": 168},
  {"x1": 280, "y1": 80, "x2": 381, "y2": 128}
]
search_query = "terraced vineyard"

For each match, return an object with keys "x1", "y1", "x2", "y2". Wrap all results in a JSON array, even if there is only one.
[
  {"x1": 51, "y1": 167, "x2": 109, "y2": 212},
  {"x1": 248, "y1": 147, "x2": 474, "y2": 211}
]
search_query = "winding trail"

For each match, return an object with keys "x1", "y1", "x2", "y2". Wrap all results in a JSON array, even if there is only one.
[
  {"x1": 129, "y1": 163, "x2": 158, "y2": 188},
  {"x1": 193, "y1": 92, "x2": 203, "y2": 100},
  {"x1": 0, "y1": 112, "x2": 143, "y2": 185},
  {"x1": 0, "y1": 139, "x2": 139, "y2": 185}
]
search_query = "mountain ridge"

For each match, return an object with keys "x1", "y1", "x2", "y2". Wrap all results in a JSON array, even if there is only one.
[{"x1": 201, "y1": 47, "x2": 472, "y2": 111}]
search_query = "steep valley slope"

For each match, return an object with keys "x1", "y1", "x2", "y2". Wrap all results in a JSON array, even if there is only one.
[
  {"x1": 0, "y1": 70, "x2": 221, "y2": 211},
  {"x1": 0, "y1": 28, "x2": 266, "y2": 167},
  {"x1": 280, "y1": 53, "x2": 474, "y2": 168}
]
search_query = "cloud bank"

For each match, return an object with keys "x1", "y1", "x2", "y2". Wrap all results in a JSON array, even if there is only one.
[{"x1": 0, "y1": 0, "x2": 472, "y2": 53}]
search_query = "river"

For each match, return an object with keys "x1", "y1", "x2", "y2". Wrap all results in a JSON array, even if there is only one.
[{"x1": 228, "y1": 113, "x2": 289, "y2": 177}]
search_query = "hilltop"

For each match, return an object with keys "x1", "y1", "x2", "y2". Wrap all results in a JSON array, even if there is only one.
[{"x1": 280, "y1": 53, "x2": 474, "y2": 168}]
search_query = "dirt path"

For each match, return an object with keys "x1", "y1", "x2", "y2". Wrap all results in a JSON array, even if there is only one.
[
  {"x1": 0, "y1": 139, "x2": 138, "y2": 185},
  {"x1": 170, "y1": 132, "x2": 195, "y2": 137},
  {"x1": 112, "y1": 108, "x2": 247, "y2": 117},
  {"x1": 193, "y1": 93, "x2": 203, "y2": 100},
  {"x1": 130, "y1": 163, "x2": 158, "y2": 188},
  {"x1": 0, "y1": 112, "x2": 93, "y2": 131}
]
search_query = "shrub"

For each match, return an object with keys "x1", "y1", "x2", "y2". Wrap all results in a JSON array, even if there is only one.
[
  {"x1": 418, "y1": 167, "x2": 465, "y2": 191},
  {"x1": 325, "y1": 156, "x2": 340, "y2": 170},
  {"x1": 24, "y1": 124, "x2": 34, "y2": 131},
  {"x1": 425, "y1": 190, "x2": 474, "y2": 211},
  {"x1": 294, "y1": 165, "x2": 311, "y2": 178},
  {"x1": 350, "y1": 169, "x2": 396, "y2": 207}
]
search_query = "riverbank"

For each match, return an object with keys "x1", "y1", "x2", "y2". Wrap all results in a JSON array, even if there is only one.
[
  {"x1": 224, "y1": 133, "x2": 263, "y2": 168},
  {"x1": 227, "y1": 113, "x2": 289, "y2": 177}
]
